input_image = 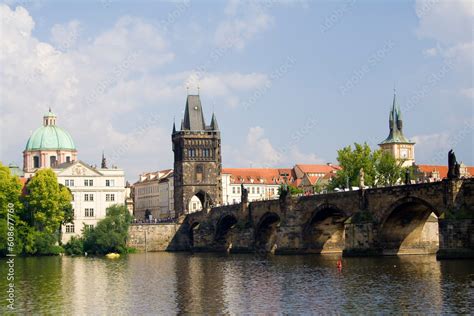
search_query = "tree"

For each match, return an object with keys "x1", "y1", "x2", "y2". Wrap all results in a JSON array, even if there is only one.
[
  {"x1": 329, "y1": 143, "x2": 405, "y2": 190},
  {"x1": 329, "y1": 143, "x2": 379, "y2": 190},
  {"x1": 0, "y1": 162, "x2": 24, "y2": 256},
  {"x1": 23, "y1": 169, "x2": 72, "y2": 254},
  {"x1": 375, "y1": 151, "x2": 404, "y2": 186},
  {"x1": 83, "y1": 204, "x2": 132, "y2": 255}
]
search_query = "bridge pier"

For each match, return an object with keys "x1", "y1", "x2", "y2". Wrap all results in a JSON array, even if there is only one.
[{"x1": 437, "y1": 219, "x2": 474, "y2": 259}]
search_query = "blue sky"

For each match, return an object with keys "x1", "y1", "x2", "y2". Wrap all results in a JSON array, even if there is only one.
[{"x1": 0, "y1": 0, "x2": 472, "y2": 180}]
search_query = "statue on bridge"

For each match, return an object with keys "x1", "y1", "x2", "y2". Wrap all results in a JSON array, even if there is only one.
[
  {"x1": 241, "y1": 184, "x2": 248, "y2": 203},
  {"x1": 405, "y1": 169, "x2": 411, "y2": 185},
  {"x1": 359, "y1": 168, "x2": 365, "y2": 189},
  {"x1": 448, "y1": 150, "x2": 461, "y2": 179}
]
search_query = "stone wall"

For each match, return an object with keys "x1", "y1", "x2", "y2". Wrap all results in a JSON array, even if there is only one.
[
  {"x1": 128, "y1": 224, "x2": 183, "y2": 252},
  {"x1": 437, "y1": 219, "x2": 474, "y2": 259}
]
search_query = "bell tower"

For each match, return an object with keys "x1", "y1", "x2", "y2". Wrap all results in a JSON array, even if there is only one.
[
  {"x1": 379, "y1": 92, "x2": 415, "y2": 167},
  {"x1": 172, "y1": 94, "x2": 222, "y2": 216}
]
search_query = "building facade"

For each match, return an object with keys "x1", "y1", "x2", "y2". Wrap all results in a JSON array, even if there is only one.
[
  {"x1": 54, "y1": 160, "x2": 126, "y2": 243},
  {"x1": 133, "y1": 169, "x2": 174, "y2": 219},
  {"x1": 172, "y1": 95, "x2": 222, "y2": 215},
  {"x1": 379, "y1": 93, "x2": 415, "y2": 167},
  {"x1": 221, "y1": 168, "x2": 298, "y2": 204},
  {"x1": 23, "y1": 110, "x2": 126, "y2": 244}
]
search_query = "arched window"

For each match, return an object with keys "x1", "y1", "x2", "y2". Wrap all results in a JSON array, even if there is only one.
[{"x1": 33, "y1": 156, "x2": 40, "y2": 168}]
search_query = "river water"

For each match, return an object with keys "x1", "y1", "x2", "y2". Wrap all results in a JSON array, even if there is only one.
[{"x1": 1, "y1": 253, "x2": 473, "y2": 314}]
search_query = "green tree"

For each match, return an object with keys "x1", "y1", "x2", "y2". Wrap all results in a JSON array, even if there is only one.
[
  {"x1": 329, "y1": 143, "x2": 405, "y2": 190},
  {"x1": 0, "y1": 162, "x2": 24, "y2": 256},
  {"x1": 375, "y1": 151, "x2": 404, "y2": 186},
  {"x1": 23, "y1": 169, "x2": 72, "y2": 254},
  {"x1": 329, "y1": 143, "x2": 378, "y2": 190},
  {"x1": 64, "y1": 236, "x2": 84, "y2": 256},
  {"x1": 83, "y1": 204, "x2": 132, "y2": 255}
]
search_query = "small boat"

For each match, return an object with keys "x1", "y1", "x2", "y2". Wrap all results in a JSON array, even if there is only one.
[{"x1": 105, "y1": 253, "x2": 120, "y2": 259}]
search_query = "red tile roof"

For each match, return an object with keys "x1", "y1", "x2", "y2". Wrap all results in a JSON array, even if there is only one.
[
  {"x1": 295, "y1": 164, "x2": 340, "y2": 174},
  {"x1": 222, "y1": 168, "x2": 294, "y2": 185},
  {"x1": 417, "y1": 165, "x2": 449, "y2": 179}
]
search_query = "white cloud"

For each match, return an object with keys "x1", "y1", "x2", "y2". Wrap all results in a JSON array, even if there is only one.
[
  {"x1": 50, "y1": 20, "x2": 81, "y2": 51},
  {"x1": 460, "y1": 87, "x2": 474, "y2": 99},
  {"x1": 415, "y1": 0, "x2": 473, "y2": 65},
  {"x1": 422, "y1": 47, "x2": 437, "y2": 57},
  {"x1": 214, "y1": 0, "x2": 274, "y2": 50},
  {"x1": 0, "y1": 4, "x2": 270, "y2": 179},
  {"x1": 223, "y1": 126, "x2": 323, "y2": 168},
  {"x1": 412, "y1": 132, "x2": 450, "y2": 162}
]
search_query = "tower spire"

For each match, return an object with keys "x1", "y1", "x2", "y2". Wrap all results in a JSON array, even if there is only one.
[{"x1": 101, "y1": 151, "x2": 107, "y2": 169}]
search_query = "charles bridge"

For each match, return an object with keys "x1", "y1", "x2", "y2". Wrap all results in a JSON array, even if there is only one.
[{"x1": 128, "y1": 178, "x2": 474, "y2": 259}]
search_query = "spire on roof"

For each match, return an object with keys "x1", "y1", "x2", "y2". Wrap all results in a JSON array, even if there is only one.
[
  {"x1": 379, "y1": 91, "x2": 413, "y2": 145},
  {"x1": 172, "y1": 117, "x2": 176, "y2": 134},
  {"x1": 210, "y1": 112, "x2": 219, "y2": 131},
  {"x1": 182, "y1": 94, "x2": 206, "y2": 131},
  {"x1": 101, "y1": 151, "x2": 107, "y2": 169}
]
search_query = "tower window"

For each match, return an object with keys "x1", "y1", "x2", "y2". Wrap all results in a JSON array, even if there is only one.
[
  {"x1": 33, "y1": 156, "x2": 40, "y2": 168},
  {"x1": 196, "y1": 165, "x2": 204, "y2": 183},
  {"x1": 50, "y1": 156, "x2": 57, "y2": 167}
]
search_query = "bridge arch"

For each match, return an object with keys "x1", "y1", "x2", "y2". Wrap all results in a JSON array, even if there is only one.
[
  {"x1": 379, "y1": 196, "x2": 440, "y2": 255},
  {"x1": 188, "y1": 221, "x2": 200, "y2": 249},
  {"x1": 214, "y1": 214, "x2": 238, "y2": 252},
  {"x1": 303, "y1": 204, "x2": 349, "y2": 254},
  {"x1": 187, "y1": 190, "x2": 213, "y2": 214},
  {"x1": 255, "y1": 212, "x2": 281, "y2": 254}
]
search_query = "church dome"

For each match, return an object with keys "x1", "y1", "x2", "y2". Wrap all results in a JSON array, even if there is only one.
[{"x1": 25, "y1": 110, "x2": 76, "y2": 151}]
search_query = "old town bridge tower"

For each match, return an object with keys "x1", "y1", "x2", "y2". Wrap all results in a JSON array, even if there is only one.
[{"x1": 172, "y1": 95, "x2": 222, "y2": 216}]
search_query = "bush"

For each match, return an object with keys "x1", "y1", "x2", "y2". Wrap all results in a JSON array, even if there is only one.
[
  {"x1": 64, "y1": 236, "x2": 84, "y2": 256},
  {"x1": 83, "y1": 205, "x2": 132, "y2": 255},
  {"x1": 32, "y1": 231, "x2": 64, "y2": 255}
]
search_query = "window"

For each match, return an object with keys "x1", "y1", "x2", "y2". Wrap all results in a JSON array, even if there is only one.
[
  {"x1": 84, "y1": 194, "x2": 94, "y2": 202},
  {"x1": 85, "y1": 208, "x2": 94, "y2": 217},
  {"x1": 71, "y1": 194, "x2": 74, "y2": 201},
  {"x1": 50, "y1": 156, "x2": 57, "y2": 167},
  {"x1": 251, "y1": 187, "x2": 255, "y2": 194},
  {"x1": 84, "y1": 179, "x2": 93, "y2": 186},
  {"x1": 106, "y1": 179, "x2": 115, "y2": 187},
  {"x1": 232, "y1": 187, "x2": 236, "y2": 194},
  {"x1": 257, "y1": 187, "x2": 260, "y2": 194},
  {"x1": 65, "y1": 224, "x2": 75, "y2": 233},
  {"x1": 66, "y1": 156, "x2": 71, "y2": 163},
  {"x1": 106, "y1": 194, "x2": 115, "y2": 202},
  {"x1": 33, "y1": 156, "x2": 40, "y2": 168},
  {"x1": 203, "y1": 148, "x2": 211, "y2": 157},
  {"x1": 195, "y1": 165, "x2": 203, "y2": 183},
  {"x1": 84, "y1": 224, "x2": 94, "y2": 230},
  {"x1": 65, "y1": 180, "x2": 69, "y2": 186}
]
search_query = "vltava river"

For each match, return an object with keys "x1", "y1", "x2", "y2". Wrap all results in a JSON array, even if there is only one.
[{"x1": 1, "y1": 253, "x2": 473, "y2": 314}]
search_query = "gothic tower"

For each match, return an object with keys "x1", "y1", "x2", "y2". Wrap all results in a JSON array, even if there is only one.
[
  {"x1": 172, "y1": 95, "x2": 222, "y2": 216},
  {"x1": 379, "y1": 92, "x2": 415, "y2": 167}
]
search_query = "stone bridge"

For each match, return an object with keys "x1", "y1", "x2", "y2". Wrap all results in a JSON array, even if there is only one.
[{"x1": 170, "y1": 178, "x2": 473, "y2": 259}]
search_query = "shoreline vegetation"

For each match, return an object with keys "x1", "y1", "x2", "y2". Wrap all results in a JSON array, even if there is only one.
[{"x1": 0, "y1": 162, "x2": 133, "y2": 257}]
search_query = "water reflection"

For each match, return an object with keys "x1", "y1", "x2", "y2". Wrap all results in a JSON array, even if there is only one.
[{"x1": 0, "y1": 254, "x2": 472, "y2": 314}]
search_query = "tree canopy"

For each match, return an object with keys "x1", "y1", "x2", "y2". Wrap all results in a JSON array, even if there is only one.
[{"x1": 329, "y1": 143, "x2": 405, "y2": 190}]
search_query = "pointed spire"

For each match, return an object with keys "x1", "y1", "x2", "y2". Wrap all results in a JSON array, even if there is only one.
[
  {"x1": 210, "y1": 112, "x2": 219, "y2": 131},
  {"x1": 172, "y1": 117, "x2": 176, "y2": 134},
  {"x1": 101, "y1": 151, "x2": 107, "y2": 169}
]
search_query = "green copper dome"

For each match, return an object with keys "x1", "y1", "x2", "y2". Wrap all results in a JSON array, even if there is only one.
[{"x1": 25, "y1": 110, "x2": 76, "y2": 151}]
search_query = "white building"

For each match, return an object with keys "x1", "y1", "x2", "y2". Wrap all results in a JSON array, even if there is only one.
[
  {"x1": 23, "y1": 110, "x2": 127, "y2": 244},
  {"x1": 133, "y1": 169, "x2": 174, "y2": 220},
  {"x1": 54, "y1": 161, "x2": 126, "y2": 243},
  {"x1": 222, "y1": 168, "x2": 293, "y2": 205}
]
